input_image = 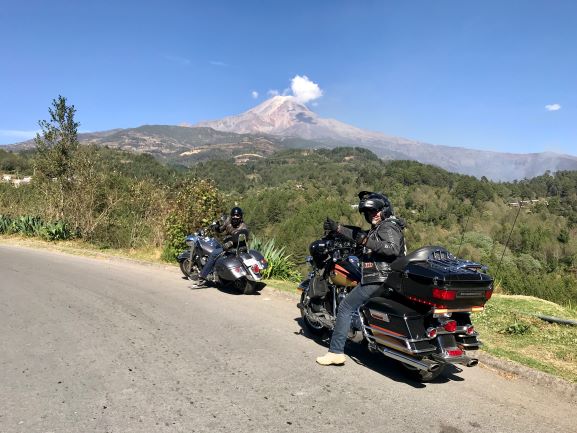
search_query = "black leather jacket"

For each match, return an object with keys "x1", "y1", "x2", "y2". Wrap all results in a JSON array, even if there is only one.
[
  {"x1": 217, "y1": 217, "x2": 249, "y2": 249},
  {"x1": 338, "y1": 216, "x2": 405, "y2": 284}
]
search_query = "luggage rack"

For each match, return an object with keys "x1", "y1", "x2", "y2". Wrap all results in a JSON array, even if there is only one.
[{"x1": 426, "y1": 248, "x2": 487, "y2": 274}]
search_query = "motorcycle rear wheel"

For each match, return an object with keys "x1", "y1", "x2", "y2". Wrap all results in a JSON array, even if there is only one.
[
  {"x1": 234, "y1": 277, "x2": 257, "y2": 295},
  {"x1": 299, "y1": 293, "x2": 328, "y2": 336},
  {"x1": 399, "y1": 362, "x2": 445, "y2": 383},
  {"x1": 179, "y1": 258, "x2": 200, "y2": 279}
]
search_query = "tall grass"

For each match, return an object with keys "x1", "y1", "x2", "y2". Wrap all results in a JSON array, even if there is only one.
[{"x1": 249, "y1": 237, "x2": 303, "y2": 282}]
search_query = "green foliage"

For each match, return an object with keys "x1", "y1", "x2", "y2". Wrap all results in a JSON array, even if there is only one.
[
  {"x1": 499, "y1": 321, "x2": 533, "y2": 335},
  {"x1": 33, "y1": 95, "x2": 80, "y2": 219},
  {"x1": 0, "y1": 214, "x2": 73, "y2": 240},
  {"x1": 162, "y1": 178, "x2": 223, "y2": 261},
  {"x1": 249, "y1": 237, "x2": 302, "y2": 282},
  {"x1": 40, "y1": 220, "x2": 72, "y2": 241},
  {"x1": 0, "y1": 215, "x2": 13, "y2": 233}
]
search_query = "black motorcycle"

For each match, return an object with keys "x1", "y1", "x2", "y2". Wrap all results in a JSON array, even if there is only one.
[
  {"x1": 298, "y1": 231, "x2": 493, "y2": 382},
  {"x1": 177, "y1": 227, "x2": 268, "y2": 295}
]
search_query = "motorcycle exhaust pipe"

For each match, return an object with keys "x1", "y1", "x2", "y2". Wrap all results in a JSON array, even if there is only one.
[
  {"x1": 466, "y1": 357, "x2": 479, "y2": 367},
  {"x1": 378, "y1": 346, "x2": 440, "y2": 372}
]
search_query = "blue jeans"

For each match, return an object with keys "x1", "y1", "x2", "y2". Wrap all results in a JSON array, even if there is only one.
[
  {"x1": 329, "y1": 282, "x2": 383, "y2": 354},
  {"x1": 199, "y1": 247, "x2": 223, "y2": 279}
]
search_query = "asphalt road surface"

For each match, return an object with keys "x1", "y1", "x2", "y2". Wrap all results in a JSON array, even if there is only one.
[{"x1": 1, "y1": 245, "x2": 575, "y2": 433}]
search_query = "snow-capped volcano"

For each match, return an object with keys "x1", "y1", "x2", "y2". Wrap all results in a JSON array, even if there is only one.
[{"x1": 197, "y1": 96, "x2": 410, "y2": 145}]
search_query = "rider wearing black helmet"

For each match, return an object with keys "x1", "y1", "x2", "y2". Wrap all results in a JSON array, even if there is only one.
[
  {"x1": 195, "y1": 206, "x2": 250, "y2": 286},
  {"x1": 316, "y1": 191, "x2": 406, "y2": 366}
]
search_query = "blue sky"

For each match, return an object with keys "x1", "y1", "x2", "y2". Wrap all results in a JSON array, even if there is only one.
[{"x1": 1, "y1": 0, "x2": 575, "y2": 155}]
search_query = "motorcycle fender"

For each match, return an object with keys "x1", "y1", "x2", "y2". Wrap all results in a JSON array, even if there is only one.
[
  {"x1": 177, "y1": 250, "x2": 191, "y2": 263},
  {"x1": 215, "y1": 256, "x2": 246, "y2": 280}
]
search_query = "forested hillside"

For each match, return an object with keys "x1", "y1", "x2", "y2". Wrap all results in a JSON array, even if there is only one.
[{"x1": 2, "y1": 144, "x2": 576, "y2": 306}]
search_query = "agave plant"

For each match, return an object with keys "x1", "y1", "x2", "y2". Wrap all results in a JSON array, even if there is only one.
[
  {"x1": 10, "y1": 215, "x2": 44, "y2": 236},
  {"x1": 249, "y1": 237, "x2": 302, "y2": 282},
  {"x1": 0, "y1": 215, "x2": 13, "y2": 234},
  {"x1": 41, "y1": 220, "x2": 72, "y2": 241}
]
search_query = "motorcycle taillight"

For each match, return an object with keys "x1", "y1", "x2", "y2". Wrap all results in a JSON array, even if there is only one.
[
  {"x1": 252, "y1": 263, "x2": 260, "y2": 273},
  {"x1": 443, "y1": 320, "x2": 457, "y2": 333},
  {"x1": 432, "y1": 287, "x2": 456, "y2": 301}
]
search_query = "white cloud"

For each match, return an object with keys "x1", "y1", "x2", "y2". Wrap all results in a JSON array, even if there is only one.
[
  {"x1": 290, "y1": 75, "x2": 323, "y2": 104},
  {"x1": 545, "y1": 103, "x2": 561, "y2": 111},
  {"x1": 209, "y1": 60, "x2": 228, "y2": 67},
  {"x1": 267, "y1": 89, "x2": 280, "y2": 97},
  {"x1": 251, "y1": 90, "x2": 259, "y2": 99}
]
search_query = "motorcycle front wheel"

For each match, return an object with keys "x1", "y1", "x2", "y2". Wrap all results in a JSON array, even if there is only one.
[
  {"x1": 299, "y1": 292, "x2": 328, "y2": 336},
  {"x1": 179, "y1": 258, "x2": 200, "y2": 279}
]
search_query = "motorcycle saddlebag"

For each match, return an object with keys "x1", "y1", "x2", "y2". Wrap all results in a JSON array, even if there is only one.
[
  {"x1": 389, "y1": 246, "x2": 493, "y2": 310},
  {"x1": 361, "y1": 298, "x2": 436, "y2": 354}
]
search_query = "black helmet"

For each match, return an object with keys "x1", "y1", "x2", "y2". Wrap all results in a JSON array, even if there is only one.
[
  {"x1": 358, "y1": 191, "x2": 393, "y2": 223},
  {"x1": 230, "y1": 207, "x2": 243, "y2": 228}
]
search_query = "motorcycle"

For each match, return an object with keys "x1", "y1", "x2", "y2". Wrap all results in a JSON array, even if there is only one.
[
  {"x1": 177, "y1": 226, "x2": 268, "y2": 295},
  {"x1": 297, "y1": 230, "x2": 493, "y2": 382}
]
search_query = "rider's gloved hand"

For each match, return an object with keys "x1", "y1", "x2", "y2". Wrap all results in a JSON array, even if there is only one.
[
  {"x1": 323, "y1": 218, "x2": 339, "y2": 233},
  {"x1": 210, "y1": 220, "x2": 220, "y2": 230},
  {"x1": 355, "y1": 232, "x2": 368, "y2": 246},
  {"x1": 223, "y1": 241, "x2": 234, "y2": 250}
]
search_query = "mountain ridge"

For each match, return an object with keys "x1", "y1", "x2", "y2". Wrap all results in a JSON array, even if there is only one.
[{"x1": 4, "y1": 96, "x2": 577, "y2": 181}]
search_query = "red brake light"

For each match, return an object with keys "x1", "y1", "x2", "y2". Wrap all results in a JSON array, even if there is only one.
[
  {"x1": 426, "y1": 327, "x2": 437, "y2": 338},
  {"x1": 443, "y1": 320, "x2": 457, "y2": 333},
  {"x1": 466, "y1": 325, "x2": 475, "y2": 335},
  {"x1": 252, "y1": 264, "x2": 260, "y2": 273},
  {"x1": 446, "y1": 349, "x2": 463, "y2": 357},
  {"x1": 485, "y1": 289, "x2": 493, "y2": 300},
  {"x1": 432, "y1": 288, "x2": 456, "y2": 301}
]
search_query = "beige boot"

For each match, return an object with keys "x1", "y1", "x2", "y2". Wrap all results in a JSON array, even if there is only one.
[{"x1": 316, "y1": 352, "x2": 346, "y2": 366}]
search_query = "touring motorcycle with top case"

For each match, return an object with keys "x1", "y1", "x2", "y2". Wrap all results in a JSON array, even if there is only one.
[
  {"x1": 177, "y1": 226, "x2": 268, "y2": 295},
  {"x1": 298, "y1": 230, "x2": 493, "y2": 381}
]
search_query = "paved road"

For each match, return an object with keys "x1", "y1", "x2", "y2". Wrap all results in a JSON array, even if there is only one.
[{"x1": 1, "y1": 245, "x2": 575, "y2": 433}]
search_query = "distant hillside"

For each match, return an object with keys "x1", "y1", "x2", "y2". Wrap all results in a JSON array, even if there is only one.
[
  {"x1": 198, "y1": 96, "x2": 577, "y2": 181},
  {"x1": 5, "y1": 110, "x2": 577, "y2": 180}
]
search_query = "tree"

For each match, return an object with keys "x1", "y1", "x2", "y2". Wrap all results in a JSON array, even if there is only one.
[{"x1": 34, "y1": 95, "x2": 80, "y2": 219}]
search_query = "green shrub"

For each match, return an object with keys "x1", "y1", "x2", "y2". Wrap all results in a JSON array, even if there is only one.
[
  {"x1": 249, "y1": 237, "x2": 302, "y2": 282},
  {"x1": 10, "y1": 215, "x2": 44, "y2": 236},
  {"x1": 0, "y1": 215, "x2": 12, "y2": 234},
  {"x1": 40, "y1": 220, "x2": 72, "y2": 241}
]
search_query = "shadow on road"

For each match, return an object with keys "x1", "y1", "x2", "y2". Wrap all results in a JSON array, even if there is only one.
[
  {"x1": 187, "y1": 281, "x2": 266, "y2": 296},
  {"x1": 294, "y1": 317, "x2": 467, "y2": 388}
]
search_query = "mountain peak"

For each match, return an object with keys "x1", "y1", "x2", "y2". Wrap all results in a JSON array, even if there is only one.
[{"x1": 196, "y1": 96, "x2": 319, "y2": 136}]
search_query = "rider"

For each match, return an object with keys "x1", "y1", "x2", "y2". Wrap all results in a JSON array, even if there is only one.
[
  {"x1": 316, "y1": 191, "x2": 406, "y2": 366},
  {"x1": 195, "y1": 207, "x2": 250, "y2": 286}
]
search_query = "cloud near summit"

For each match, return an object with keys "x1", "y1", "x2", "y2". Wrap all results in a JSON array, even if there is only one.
[
  {"x1": 266, "y1": 75, "x2": 323, "y2": 104},
  {"x1": 290, "y1": 75, "x2": 323, "y2": 104}
]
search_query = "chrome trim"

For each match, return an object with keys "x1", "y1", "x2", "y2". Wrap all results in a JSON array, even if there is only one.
[
  {"x1": 431, "y1": 353, "x2": 479, "y2": 368},
  {"x1": 364, "y1": 325, "x2": 430, "y2": 344},
  {"x1": 377, "y1": 346, "x2": 440, "y2": 372}
]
